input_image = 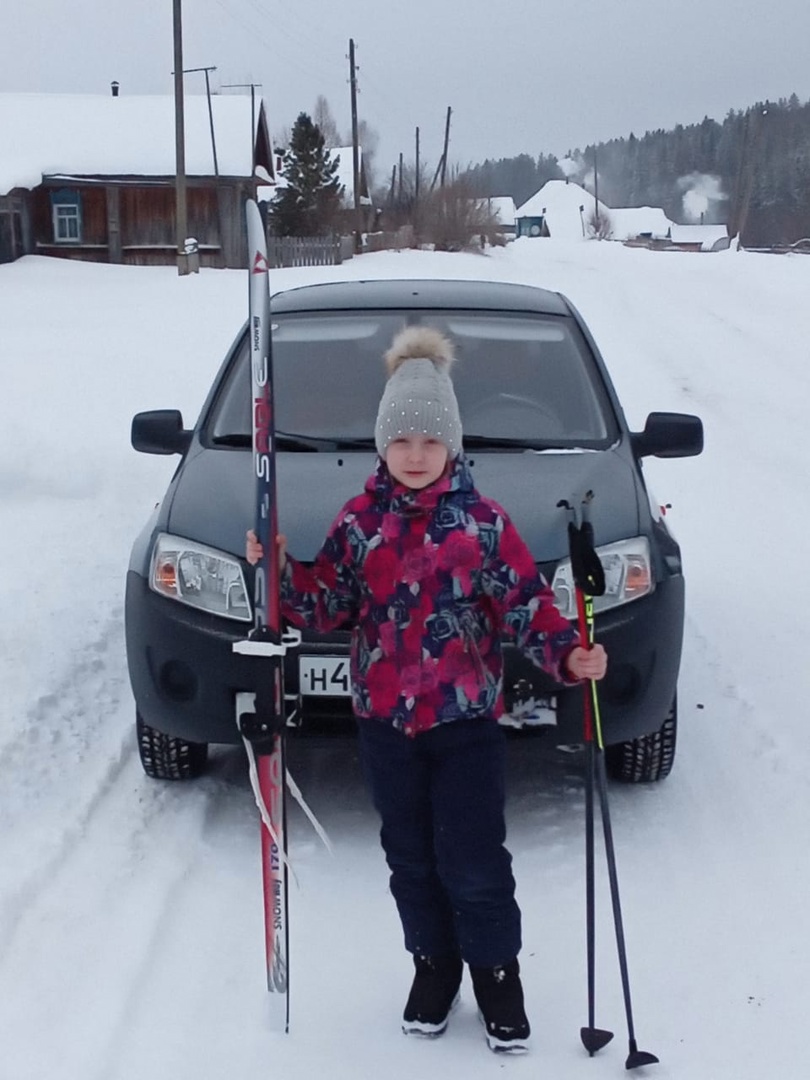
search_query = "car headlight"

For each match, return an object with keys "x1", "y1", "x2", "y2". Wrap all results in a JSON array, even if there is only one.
[
  {"x1": 150, "y1": 533, "x2": 251, "y2": 622},
  {"x1": 550, "y1": 537, "x2": 652, "y2": 620}
]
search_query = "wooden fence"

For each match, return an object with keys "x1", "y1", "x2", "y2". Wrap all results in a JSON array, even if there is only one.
[
  {"x1": 364, "y1": 226, "x2": 415, "y2": 253},
  {"x1": 266, "y1": 234, "x2": 354, "y2": 268}
]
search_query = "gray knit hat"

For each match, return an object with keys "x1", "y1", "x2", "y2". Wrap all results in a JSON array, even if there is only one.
[{"x1": 374, "y1": 327, "x2": 463, "y2": 458}]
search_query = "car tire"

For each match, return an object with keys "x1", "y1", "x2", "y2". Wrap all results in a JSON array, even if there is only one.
[
  {"x1": 605, "y1": 697, "x2": 677, "y2": 783},
  {"x1": 136, "y1": 713, "x2": 208, "y2": 780}
]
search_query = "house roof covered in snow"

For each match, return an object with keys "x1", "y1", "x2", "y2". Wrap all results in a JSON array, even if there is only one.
[
  {"x1": 486, "y1": 196, "x2": 516, "y2": 225},
  {"x1": 516, "y1": 178, "x2": 674, "y2": 241},
  {"x1": 516, "y1": 179, "x2": 609, "y2": 240},
  {"x1": 0, "y1": 92, "x2": 268, "y2": 195},
  {"x1": 669, "y1": 223, "x2": 729, "y2": 249},
  {"x1": 608, "y1": 205, "x2": 673, "y2": 240}
]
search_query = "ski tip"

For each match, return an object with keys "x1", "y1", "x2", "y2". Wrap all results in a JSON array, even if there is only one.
[{"x1": 580, "y1": 1026, "x2": 614, "y2": 1055}]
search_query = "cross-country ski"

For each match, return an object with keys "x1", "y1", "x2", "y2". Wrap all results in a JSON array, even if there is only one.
[{"x1": 233, "y1": 199, "x2": 293, "y2": 1029}]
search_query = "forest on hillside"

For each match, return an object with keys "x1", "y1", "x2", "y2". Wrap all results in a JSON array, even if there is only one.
[{"x1": 463, "y1": 95, "x2": 810, "y2": 247}]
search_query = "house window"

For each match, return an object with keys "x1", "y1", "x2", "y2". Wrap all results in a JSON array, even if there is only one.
[{"x1": 50, "y1": 190, "x2": 82, "y2": 243}]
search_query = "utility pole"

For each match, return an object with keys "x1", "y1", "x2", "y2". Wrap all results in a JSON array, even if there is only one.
[
  {"x1": 415, "y1": 127, "x2": 420, "y2": 202},
  {"x1": 174, "y1": 64, "x2": 225, "y2": 265},
  {"x1": 349, "y1": 39, "x2": 363, "y2": 252},
  {"x1": 222, "y1": 82, "x2": 262, "y2": 174},
  {"x1": 440, "y1": 106, "x2": 452, "y2": 187},
  {"x1": 430, "y1": 155, "x2": 444, "y2": 192},
  {"x1": 733, "y1": 107, "x2": 767, "y2": 247},
  {"x1": 172, "y1": 0, "x2": 192, "y2": 275}
]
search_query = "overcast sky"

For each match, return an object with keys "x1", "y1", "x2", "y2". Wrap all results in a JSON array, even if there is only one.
[{"x1": 3, "y1": 0, "x2": 809, "y2": 184}]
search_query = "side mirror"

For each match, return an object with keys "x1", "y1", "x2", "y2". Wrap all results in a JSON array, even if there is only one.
[
  {"x1": 631, "y1": 412, "x2": 704, "y2": 459},
  {"x1": 131, "y1": 410, "x2": 192, "y2": 455}
]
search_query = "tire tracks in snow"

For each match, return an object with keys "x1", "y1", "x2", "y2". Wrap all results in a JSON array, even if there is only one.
[
  {"x1": 0, "y1": 608, "x2": 138, "y2": 964},
  {"x1": 0, "y1": 755, "x2": 229, "y2": 1080},
  {"x1": 0, "y1": 682, "x2": 250, "y2": 1080},
  {"x1": 87, "y1": 775, "x2": 257, "y2": 1080}
]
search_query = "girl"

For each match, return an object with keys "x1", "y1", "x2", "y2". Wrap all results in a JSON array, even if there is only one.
[{"x1": 247, "y1": 326, "x2": 606, "y2": 1053}]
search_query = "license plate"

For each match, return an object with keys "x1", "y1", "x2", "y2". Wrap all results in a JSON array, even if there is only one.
[{"x1": 298, "y1": 656, "x2": 351, "y2": 697}]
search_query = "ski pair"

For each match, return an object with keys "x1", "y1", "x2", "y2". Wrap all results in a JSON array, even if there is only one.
[
  {"x1": 231, "y1": 199, "x2": 291, "y2": 1031},
  {"x1": 559, "y1": 493, "x2": 658, "y2": 1070}
]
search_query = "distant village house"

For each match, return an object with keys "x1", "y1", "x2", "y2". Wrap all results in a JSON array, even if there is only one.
[
  {"x1": 0, "y1": 89, "x2": 274, "y2": 268},
  {"x1": 514, "y1": 179, "x2": 728, "y2": 249}
]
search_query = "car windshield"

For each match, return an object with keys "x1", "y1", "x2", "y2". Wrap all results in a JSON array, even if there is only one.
[{"x1": 207, "y1": 310, "x2": 617, "y2": 450}]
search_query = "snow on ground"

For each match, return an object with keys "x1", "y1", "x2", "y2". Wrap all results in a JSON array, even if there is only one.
[{"x1": 1, "y1": 238, "x2": 809, "y2": 1080}]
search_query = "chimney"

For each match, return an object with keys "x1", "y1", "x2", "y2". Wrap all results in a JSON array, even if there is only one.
[{"x1": 111, "y1": 81, "x2": 120, "y2": 97}]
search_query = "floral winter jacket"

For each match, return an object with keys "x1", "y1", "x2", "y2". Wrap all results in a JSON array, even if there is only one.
[{"x1": 280, "y1": 457, "x2": 579, "y2": 736}]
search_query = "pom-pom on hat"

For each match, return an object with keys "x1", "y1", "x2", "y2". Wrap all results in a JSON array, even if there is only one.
[{"x1": 374, "y1": 326, "x2": 463, "y2": 459}]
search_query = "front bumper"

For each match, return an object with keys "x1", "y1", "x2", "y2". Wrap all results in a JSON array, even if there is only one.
[{"x1": 125, "y1": 570, "x2": 684, "y2": 747}]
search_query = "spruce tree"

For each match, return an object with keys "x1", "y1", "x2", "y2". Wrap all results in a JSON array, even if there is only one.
[{"x1": 269, "y1": 112, "x2": 344, "y2": 237}]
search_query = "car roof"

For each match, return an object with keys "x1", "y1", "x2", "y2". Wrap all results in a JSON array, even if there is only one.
[{"x1": 269, "y1": 278, "x2": 571, "y2": 317}]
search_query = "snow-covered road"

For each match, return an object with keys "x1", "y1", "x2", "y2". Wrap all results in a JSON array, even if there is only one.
[{"x1": 1, "y1": 241, "x2": 808, "y2": 1079}]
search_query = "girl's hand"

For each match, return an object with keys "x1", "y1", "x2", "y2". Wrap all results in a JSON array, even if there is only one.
[
  {"x1": 245, "y1": 529, "x2": 263, "y2": 566},
  {"x1": 245, "y1": 530, "x2": 287, "y2": 571},
  {"x1": 566, "y1": 643, "x2": 608, "y2": 682}
]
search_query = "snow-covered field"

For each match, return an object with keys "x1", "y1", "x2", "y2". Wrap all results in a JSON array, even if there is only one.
[{"x1": 1, "y1": 238, "x2": 809, "y2": 1080}]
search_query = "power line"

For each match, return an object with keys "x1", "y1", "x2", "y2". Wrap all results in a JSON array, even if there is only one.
[
  {"x1": 211, "y1": 0, "x2": 340, "y2": 84},
  {"x1": 243, "y1": 0, "x2": 337, "y2": 67}
]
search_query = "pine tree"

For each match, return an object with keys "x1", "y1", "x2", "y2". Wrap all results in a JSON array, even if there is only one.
[{"x1": 270, "y1": 113, "x2": 344, "y2": 237}]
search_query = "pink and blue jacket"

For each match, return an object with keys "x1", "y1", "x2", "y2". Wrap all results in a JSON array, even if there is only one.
[{"x1": 280, "y1": 457, "x2": 579, "y2": 736}]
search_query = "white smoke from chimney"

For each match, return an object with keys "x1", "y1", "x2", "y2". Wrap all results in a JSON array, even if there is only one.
[{"x1": 677, "y1": 172, "x2": 727, "y2": 223}]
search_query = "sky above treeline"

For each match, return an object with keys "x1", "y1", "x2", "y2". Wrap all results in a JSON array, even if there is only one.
[{"x1": 2, "y1": 0, "x2": 809, "y2": 175}]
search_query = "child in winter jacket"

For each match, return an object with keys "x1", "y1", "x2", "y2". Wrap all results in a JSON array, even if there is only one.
[{"x1": 246, "y1": 326, "x2": 607, "y2": 1053}]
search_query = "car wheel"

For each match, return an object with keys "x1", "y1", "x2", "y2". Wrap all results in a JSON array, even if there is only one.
[
  {"x1": 136, "y1": 713, "x2": 209, "y2": 780},
  {"x1": 604, "y1": 697, "x2": 677, "y2": 783}
]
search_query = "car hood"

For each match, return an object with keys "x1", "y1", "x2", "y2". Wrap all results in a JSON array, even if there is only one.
[{"x1": 167, "y1": 445, "x2": 641, "y2": 564}]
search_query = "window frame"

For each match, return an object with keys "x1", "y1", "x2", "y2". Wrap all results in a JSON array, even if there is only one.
[{"x1": 50, "y1": 191, "x2": 82, "y2": 244}]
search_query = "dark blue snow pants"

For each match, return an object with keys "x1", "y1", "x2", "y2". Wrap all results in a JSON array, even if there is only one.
[{"x1": 356, "y1": 716, "x2": 521, "y2": 968}]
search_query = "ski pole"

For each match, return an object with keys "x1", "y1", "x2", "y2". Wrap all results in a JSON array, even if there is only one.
[
  {"x1": 562, "y1": 493, "x2": 659, "y2": 1071},
  {"x1": 559, "y1": 497, "x2": 613, "y2": 1058}
]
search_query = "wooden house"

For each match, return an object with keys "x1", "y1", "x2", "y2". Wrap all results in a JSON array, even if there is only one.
[{"x1": 0, "y1": 91, "x2": 274, "y2": 268}]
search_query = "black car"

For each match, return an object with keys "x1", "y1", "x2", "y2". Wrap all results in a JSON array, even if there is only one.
[{"x1": 126, "y1": 278, "x2": 702, "y2": 783}]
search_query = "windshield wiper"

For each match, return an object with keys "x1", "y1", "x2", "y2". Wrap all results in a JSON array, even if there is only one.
[
  {"x1": 211, "y1": 432, "x2": 320, "y2": 451},
  {"x1": 463, "y1": 435, "x2": 566, "y2": 451},
  {"x1": 213, "y1": 431, "x2": 562, "y2": 452},
  {"x1": 211, "y1": 432, "x2": 377, "y2": 452}
]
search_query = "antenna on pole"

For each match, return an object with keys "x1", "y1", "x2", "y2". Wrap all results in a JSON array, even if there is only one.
[
  {"x1": 222, "y1": 82, "x2": 263, "y2": 175},
  {"x1": 179, "y1": 65, "x2": 219, "y2": 175}
]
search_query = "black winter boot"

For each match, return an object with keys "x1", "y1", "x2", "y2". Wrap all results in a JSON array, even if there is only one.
[
  {"x1": 402, "y1": 954, "x2": 463, "y2": 1036},
  {"x1": 470, "y1": 958, "x2": 531, "y2": 1053}
]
